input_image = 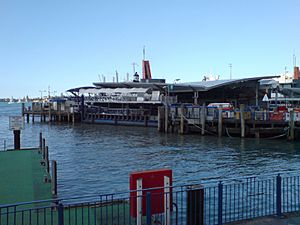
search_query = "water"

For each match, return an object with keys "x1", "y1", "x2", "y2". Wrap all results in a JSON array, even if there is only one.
[{"x1": 1, "y1": 102, "x2": 300, "y2": 199}]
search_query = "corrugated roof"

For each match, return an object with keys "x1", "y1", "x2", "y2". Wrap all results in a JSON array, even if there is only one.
[
  {"x1": 67, "y1": 76, "x2": 280, "y2": 94},
  {"x1": 170, "y1": 76, "x2": 279, "y2": 92}
]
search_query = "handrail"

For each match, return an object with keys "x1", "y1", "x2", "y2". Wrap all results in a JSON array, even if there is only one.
[{"x1": 2, "y1": 170, "x2": 300, "y2": 209}]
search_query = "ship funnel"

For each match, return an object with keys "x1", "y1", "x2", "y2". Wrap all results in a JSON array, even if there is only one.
[
  {"x1": 294, "y1": 66, "x2": 299, "y2": 80},
  {"x1": 142, "y1": 60, "x2": 152, "y2": 79}
]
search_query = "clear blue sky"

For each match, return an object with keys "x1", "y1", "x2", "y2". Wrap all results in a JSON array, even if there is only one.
[{"x1": 0, "y1": 0, "x2": 299, "y2": 98}]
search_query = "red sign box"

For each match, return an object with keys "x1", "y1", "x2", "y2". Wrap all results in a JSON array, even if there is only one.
[{"x1": 130, "y1": 169, "x2": 172, "y2": 217}]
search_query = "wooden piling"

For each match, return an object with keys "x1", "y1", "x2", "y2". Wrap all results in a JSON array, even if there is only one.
[
  {"x1": 42, "y1": 138, "x2": 46, "y2": 156},
  {"x1": 45, "y1": 146, "x2": 49, "y2": 174},
  {"x1": 39, "y1": 132, "x2": 43, "y2": 153},
  {"x1": 158, "y1": 107, "x2": 161, "y2": 131},
  {"x1": 201, "y1": 103, "x2": 206, "y2": 135},
  {"x1": 255, "y1": 131, "x2": 260, "y2": 139},
  {"x1": 51, "y1": 160, "x2": 57, "y2": 197},
  {"x1": 180, "y1": 106, "x2": 184, "y2": 134},
  {"x1": 58, "y1": 104, "x2": 62, "y2": 122},
  {"x1": 218, "y1": 107, "x2": 223, "y2": 138},
  {"x1": 26, "y1": 114, "x2": 29, "y2": 123},
  {"x1": 48, "y1": 107, "x2": 51, "y2": 123},
  {"x1": 165, "y1": 105, "x2": 169, "y2": 133},
  {"x1": 289, "y1": 110, "x2": 295, "y2": 141},
  {"x1": 240, "y1": 104, "x2": 245, "y2": 138}
]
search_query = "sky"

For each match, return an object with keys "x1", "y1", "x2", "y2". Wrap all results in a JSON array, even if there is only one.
[{"x1": 0, "y1": 0, "x2": 300, "y2": 98}]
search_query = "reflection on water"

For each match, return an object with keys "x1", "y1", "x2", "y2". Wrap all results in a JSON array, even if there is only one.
[{"x1": 1, "y1": 103, "x2": 300, "y2": 198}]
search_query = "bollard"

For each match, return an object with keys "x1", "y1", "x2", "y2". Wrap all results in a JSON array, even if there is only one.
[
  {"x1": 13, "y1": 130, "x2": 21, "y2": 150},
  {"x1": 187, "y1": 185, "x2": 204, "y2": 225}
]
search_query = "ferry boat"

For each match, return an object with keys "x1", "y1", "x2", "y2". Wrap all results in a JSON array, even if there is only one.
[{"x1": 67, "y1": 60, "x2": 174, "y2": 127}]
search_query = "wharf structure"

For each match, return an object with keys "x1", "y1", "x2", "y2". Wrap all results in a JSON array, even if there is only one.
[
  {"x1": 0, "y1": 133, "x2": 57, "y2": 205},
  {"x1": 23, "y1": 63, "x2": 300, "y2": 140},
  {"x1": 22, "y1": 98, "x2": 80, "y2": 124}
]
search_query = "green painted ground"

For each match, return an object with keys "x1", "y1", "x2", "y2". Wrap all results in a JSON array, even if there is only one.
[
  {"x1": 0, "y1": 149, "x2": 137, "y2": 225},
  {"x1": 0, "y1": 149, "x2": 51, "y2": 205}
]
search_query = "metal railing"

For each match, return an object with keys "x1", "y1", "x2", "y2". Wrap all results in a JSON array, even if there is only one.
[{"x1": 2, "y1": 173, "x2": 300, "y2": 225}]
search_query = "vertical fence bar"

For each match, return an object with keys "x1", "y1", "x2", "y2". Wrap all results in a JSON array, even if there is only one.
[
  {"x1": 136, "y1": 179, "x2": 142, "y2": 225},
  {"x1": 218, "y1": 181, "x2": 223, "y2": 225},
  {"x1": 58, "y1": 203, "x2": 64, "y2": 225},
  {"x1": 187, "y1": 185, "x2": 204, "y2": 225},
  {"x1": 276, "y1": 174, "x2": 282, "y2": 217},
  {"x1": 146, "y1": 192, "x2": 152, "y2": 225},
  {"x1": 164, "y1": 176, "x2": 171, "y2": 225}
]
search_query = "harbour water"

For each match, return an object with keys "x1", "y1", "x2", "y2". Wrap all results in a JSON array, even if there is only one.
[{"x1": 1, "y1": 102, "x2": 300, "y2": 199}]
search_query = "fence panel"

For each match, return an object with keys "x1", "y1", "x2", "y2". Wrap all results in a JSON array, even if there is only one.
[{"x1": 3, "y1": 174, "x2": 300, "y2": 225}]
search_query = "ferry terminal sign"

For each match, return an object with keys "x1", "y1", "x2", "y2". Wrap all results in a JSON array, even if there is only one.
[{"x1": 9, "y1": 116, "x2": 24, "y2": 131}]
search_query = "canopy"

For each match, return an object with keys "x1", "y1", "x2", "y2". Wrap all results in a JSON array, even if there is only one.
[{"x1": 78, "y1": 88, "x2": 150, "y2": 95}]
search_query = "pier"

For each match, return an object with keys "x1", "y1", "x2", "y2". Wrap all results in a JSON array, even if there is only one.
[
  {"x1": 22, "y1": 101, "x2": 80, "y2": 124},
  {"x1": 159, "y1": 104, "x2": 300, "y2": 140},
  {"x1": 22, "y1": 99, "x2": 300, "y2": 140}
]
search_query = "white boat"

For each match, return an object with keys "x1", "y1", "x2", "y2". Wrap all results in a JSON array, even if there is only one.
[{"x1": 8, "y1": 96, "x2": 14, "y2": 104}]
